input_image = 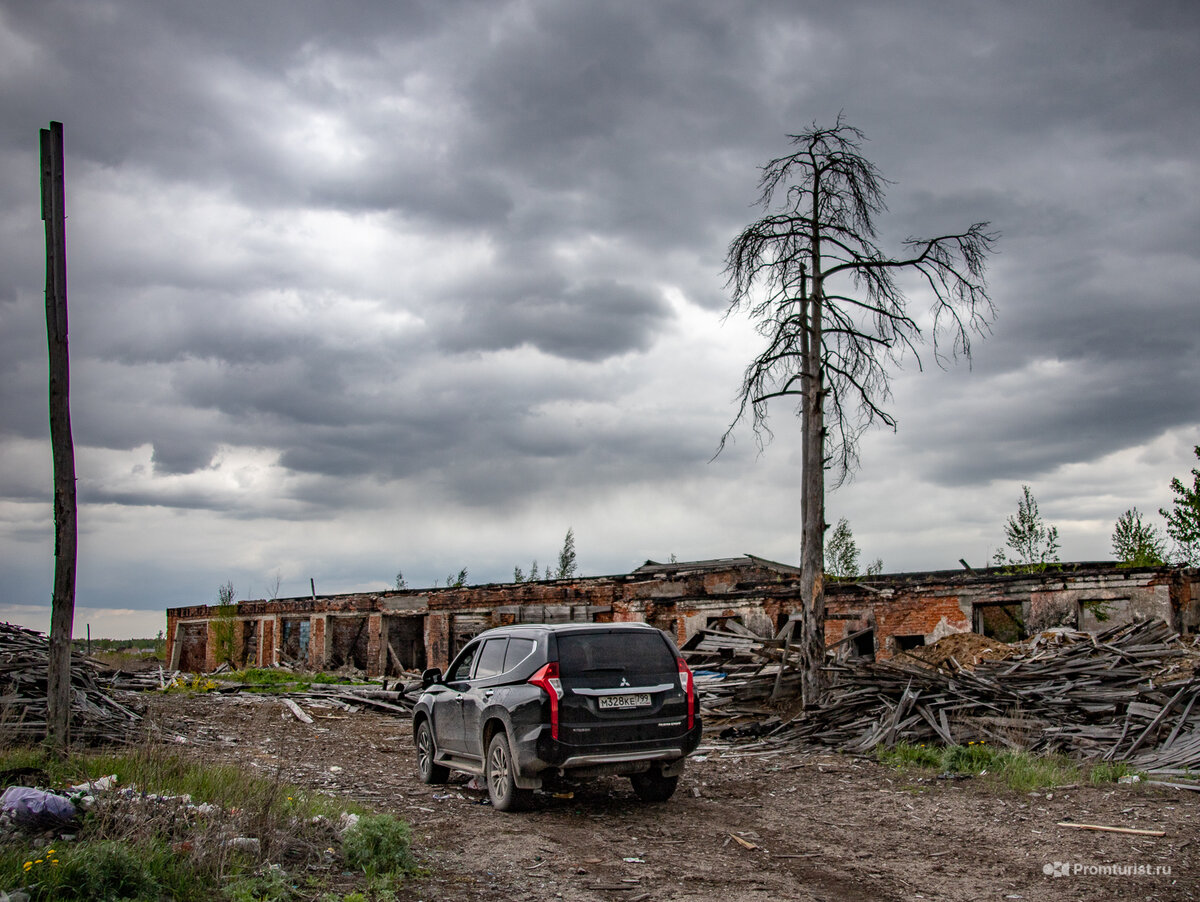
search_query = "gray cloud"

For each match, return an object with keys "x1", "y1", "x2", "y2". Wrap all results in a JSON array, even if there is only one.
[{"x1": 1, "y1": 0, "x2": 1199, "y2": 624}]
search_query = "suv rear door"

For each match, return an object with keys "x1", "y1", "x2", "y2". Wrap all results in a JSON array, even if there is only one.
[{"x1": 555, "y1": 629, "x2": 687, "y2": 747}]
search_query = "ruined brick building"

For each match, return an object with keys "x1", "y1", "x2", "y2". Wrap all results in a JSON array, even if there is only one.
[{"x1": 165, "y1": 558, "x2": 1200, "y2": 676}]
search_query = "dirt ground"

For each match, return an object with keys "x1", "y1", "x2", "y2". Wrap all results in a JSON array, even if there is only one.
[{"x1": 144, "y1": 694, "x2": 1199, "y2": 902}]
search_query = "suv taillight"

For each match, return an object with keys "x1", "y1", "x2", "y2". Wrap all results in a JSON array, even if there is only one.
[
  {"x1": 676, "y1": 657, "x2": 695, "y2": 730},
  {"x1": 529, "y1": 662, "x2": 563, "y2": 739}
]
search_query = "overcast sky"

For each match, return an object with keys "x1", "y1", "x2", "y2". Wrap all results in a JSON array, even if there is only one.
[{"x1": 2, "y1": 1, "x2": 1199, "y2": 637}]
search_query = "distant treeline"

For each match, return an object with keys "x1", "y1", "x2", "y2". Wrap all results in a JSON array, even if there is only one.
[{"x1": 71, "y1": 637, "x2": 162, "y2": 653}]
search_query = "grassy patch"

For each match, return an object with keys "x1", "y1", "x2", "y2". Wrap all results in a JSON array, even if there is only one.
[
  {"x1": 200, "y1": 669, "x2": 368, "y2": 693},
  {"x1": 0, "y1": 745, "x2": 417, "y2": 901},
  {"x1": 213, "y1": 668, "x2": 298, "y2": 686},
  {"x1": 876, "y1": 741, "x2": 942, "y2": 769},
  {"x1": 877, "y1": 741, "x2": 1084, "y2": 791},
  {"x1": 1087, "y1": 761, "x2": 1141, "y2": 786}
]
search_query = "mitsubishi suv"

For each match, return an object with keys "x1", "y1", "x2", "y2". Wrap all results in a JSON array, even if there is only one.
[{"x1": 412, "y1": 622, "x2": 702, "y2": 811}]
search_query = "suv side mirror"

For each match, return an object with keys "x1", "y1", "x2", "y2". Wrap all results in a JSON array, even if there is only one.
[{"x1": 421, "y1": 667, "x2": 443, "y2": 689}]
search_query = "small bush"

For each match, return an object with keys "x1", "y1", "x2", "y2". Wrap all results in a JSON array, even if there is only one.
[
  {"x1": 341, "y1": 814, "x2": 419, "y2": 879},
  {"x1": 942, "y1": 742, "x2": 1004, "y2": 774},
  {"x1": 876, "y1": 741, "x2": 942, "y2": 769},
  {"x1": 225, "y1": 865, "x2": 296, "y2": 902},
  {"x1": 1088, "y1": 761, "x2": 1139, "y2": 785}
]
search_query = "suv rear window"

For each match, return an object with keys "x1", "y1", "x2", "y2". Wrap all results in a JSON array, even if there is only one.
[{"x1": 557, "y1": 631, "x2": 676, "y2": 683}]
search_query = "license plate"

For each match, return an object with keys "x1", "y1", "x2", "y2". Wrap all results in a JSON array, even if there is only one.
[{"x1": 598, "y1": 693, "x2": 651, "y2": 710}]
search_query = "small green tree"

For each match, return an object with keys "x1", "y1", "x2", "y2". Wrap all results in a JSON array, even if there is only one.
[
  {"x1": 1112, "y1": 508, "x2": 1166, "y2": 567},
  {"x1": 866, "y1": 557, "x2": 884, "y2": 577},
  {"x1": 993, "y1": 486, "x2": 1060, "y2": 571},
  {"x1": 211, "y1": 581, "x2": 238, "y2": 667},
  {"x1": 444, "y1": 568, "x2": 468, "y2": 588},
  {"x1": 554, "y1": 528, "x2": 578, "y2": 579},
  {"x1": 394, "y1": 570, "x2": 408, "y2": 590},
  {"x1": 1160, "y1": 445, "x2": 1200, "y2": 565},
  {"x1": 824, "y1": 518, "x2": 860, "y2": 579}
]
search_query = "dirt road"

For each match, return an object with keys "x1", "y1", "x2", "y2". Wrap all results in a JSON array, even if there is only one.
[{"x1": 146, "y1": 695, "x2": 1198, "y2": 901}]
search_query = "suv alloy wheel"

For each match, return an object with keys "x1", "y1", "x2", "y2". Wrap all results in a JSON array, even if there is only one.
[{"x1": 486, "y1": 732, "x2": 531, "y2": 811}]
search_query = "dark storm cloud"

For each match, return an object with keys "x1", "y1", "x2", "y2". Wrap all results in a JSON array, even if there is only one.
[
  {"x1": 2, "y1": 0, "x2": 1200, "y2": 621},
  {"x1": 439, "y1": 278, "x2": 671, "y2": 361}
]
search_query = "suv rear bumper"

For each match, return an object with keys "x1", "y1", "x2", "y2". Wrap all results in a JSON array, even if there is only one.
[{"x1": 516, "y1": 719, "x2": 703, "y2": 781}]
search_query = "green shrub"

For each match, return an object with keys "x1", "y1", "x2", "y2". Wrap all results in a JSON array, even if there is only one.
[
  {"x1": 875, "y1": 741, "x2": 942, "y2": 769},
  {"x1": 341, "y1": 814, "x2": 419, "y2": 879},
  {"x1": 942, "y1": 742, "x2": 1004, "y2": 774},
  {"x1": 1088, "y1": 761, "x2": 1140, "y2": 785}
]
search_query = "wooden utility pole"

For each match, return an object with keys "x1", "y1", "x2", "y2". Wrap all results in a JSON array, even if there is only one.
[{"x1": 41, "y1": 120, "x2": 77, "y2": 753}]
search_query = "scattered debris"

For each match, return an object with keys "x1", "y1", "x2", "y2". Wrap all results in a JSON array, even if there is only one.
[
  {"x1": 1056, "y1": 822, "x2": 1166, "y2": 837},
  {"x1": 727, "y1": 833, "x2": 759, "y2": 851},
  {"x1": 282, "y1": 698, "x2": 314, "y2": 724}
]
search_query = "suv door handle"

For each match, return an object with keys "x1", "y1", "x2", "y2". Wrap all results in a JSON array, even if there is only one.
[{"x1": 483, "y1": 689, "x2": 494, "y2": 699}]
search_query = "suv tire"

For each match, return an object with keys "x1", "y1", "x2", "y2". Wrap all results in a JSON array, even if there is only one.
[
  {"x1": 416, "y1": 720, "x2": 450, "y2": 785},
  {"x1": 630, "y1": 767, "x2": 678, "y2": 802},
  {"x1": 486, "y1": 732, "x2": 531, "y2": 812}
]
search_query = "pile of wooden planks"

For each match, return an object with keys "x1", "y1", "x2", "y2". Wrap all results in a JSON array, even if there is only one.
[
  {"x1": 772, "y1": 618, "x2": 1200, "y2": 769},
  {"x1": 0, "y1": 622, "x2": 142, "y2": 744},
  {"x1": 682, "y1": 621, "x2": 802, "y2": 719}
]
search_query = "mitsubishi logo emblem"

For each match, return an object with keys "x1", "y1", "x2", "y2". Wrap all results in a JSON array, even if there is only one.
[{"x1": 619, "y1": 677, "x2": 630, "y2": 687}]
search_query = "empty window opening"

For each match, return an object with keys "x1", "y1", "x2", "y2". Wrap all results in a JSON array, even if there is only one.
[
  {"x1": 329, "y1": 616, "x2": 370, "y2": 670},
  {"x1": 384, "y1": 615, "x2": 426, "y2": 675},
  {"x1": 451, "y1": 613, "x2": 489, "y2": 657},
  {"x1": 177, "y1": 622, "x2": 207, "y2": 672},
  {"x1": 852, "y1": 630, "x2": 876, "y2": 659},
  {"x1": 894, "y1": 634, "x2": 926, "y2": 652},
  {"x1": 975, "y1": 602, "x2": 1028, "y2": 643},
  {"x1": 280, "y1": 619, "x2": 310, "y2": 664}
]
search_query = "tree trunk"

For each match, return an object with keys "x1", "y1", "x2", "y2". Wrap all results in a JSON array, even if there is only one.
[
  {"x1": 799, "y1": 196, "x2": 826, "y2": 707},
  {"x1": 798, "y1": 316, "x2": 826, "y2": 706},
  {"x1": 41, "y1": 121, "x2": 77, "y2": 753}
]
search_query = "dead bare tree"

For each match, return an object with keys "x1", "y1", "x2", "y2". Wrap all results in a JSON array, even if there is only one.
[{"x1": 720, "y1": 118, "x2": 996, "y2": 705}]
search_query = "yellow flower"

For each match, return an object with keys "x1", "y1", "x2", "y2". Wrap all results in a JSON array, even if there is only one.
[
  {"x1": 46, "y1": 849, "x2": 56, "y2": 854},
  {"x1": 23, "y1": 862, "x2": 32, "y2": 871},
  {"x1": 51, "y1": 860, "x2": 59, "y2": 866}
]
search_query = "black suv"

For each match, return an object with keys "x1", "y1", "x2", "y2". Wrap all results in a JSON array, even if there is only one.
[{"x1": 413, "y1": 622, "x2": 702, "y2": 811}]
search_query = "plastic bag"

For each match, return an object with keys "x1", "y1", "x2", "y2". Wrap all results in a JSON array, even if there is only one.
[{"x1": 0, "y1": 786, "x2": 77, "y2": 828}]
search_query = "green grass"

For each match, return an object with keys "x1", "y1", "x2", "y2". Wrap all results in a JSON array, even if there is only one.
[
  {"x1": 876, "y1": 741, "x2": 1141, "y2": 791},
  {"x1": 204, "y1": 668, "x2": 368, "y2": 693},
  {"x1": 1, "y1": 838, "x2": 196, "y2": 902},
  {"x1": 0, "y1": 745, "x2": 417, "y2": 901}
]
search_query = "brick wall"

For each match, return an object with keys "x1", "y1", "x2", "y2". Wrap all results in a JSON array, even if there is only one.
[{"x1": 164, "y1": 562, "x2": 1199, "y2": 674}]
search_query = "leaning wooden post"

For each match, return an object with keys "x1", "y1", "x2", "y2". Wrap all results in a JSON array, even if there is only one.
[{"x1": 41, "y1": 120, "x2": 78, "y2": 753}]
